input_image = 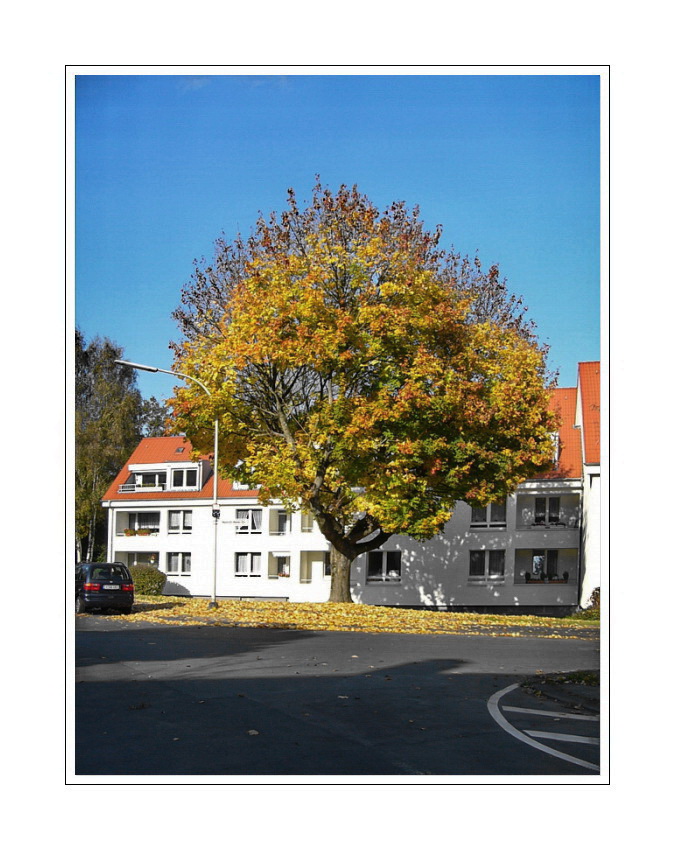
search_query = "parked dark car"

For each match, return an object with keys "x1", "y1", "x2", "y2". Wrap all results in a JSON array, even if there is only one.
[{"x1": 75, "y1": 562, "x2": 134, "y2": 614}]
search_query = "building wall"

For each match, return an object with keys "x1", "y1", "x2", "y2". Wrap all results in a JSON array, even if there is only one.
[
  {"x1": 106, "y1": 479, "x2": 582, "y2": 609},
  {"x1": 580, "y1": 466, "x2": 601, "y2": 607}
]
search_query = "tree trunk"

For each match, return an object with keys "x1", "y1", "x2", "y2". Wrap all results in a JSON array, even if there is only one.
[
  {"x1": 328, "y1": 546, "x2": 354, "y2": 603},
  {"x1": 86, "y1": 506, "x2": 97, "y2": 562}
]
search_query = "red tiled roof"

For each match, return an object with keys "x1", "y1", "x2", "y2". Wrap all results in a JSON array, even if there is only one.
[
  {"x1": 101, "y1": 436, "x2": 260, "y2": 502},
  {"x1": 106, "y1": 376, "x2": 588, "y2": 505},
  {"x1": 578, "y1": 361, "x2": 600, "y2": 465},
  {"x1": 543, "y1": 387, "x2": 582, "y2": 479}
]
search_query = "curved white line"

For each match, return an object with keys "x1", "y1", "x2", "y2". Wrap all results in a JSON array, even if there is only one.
[{"x1": 487, "y1": 683, "x2": 599, "y2": 772}]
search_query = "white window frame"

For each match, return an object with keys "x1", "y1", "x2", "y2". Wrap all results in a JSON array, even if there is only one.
[
  {"x1": 235, "y1": 508, "x2": 263, "y2": 534},
  {"x1": 470, "y1": 501, "x2": 507, "y2": 528},
  {"x1": 167, "y1": 552, "x2": 191, "y2": 576},
  {"x1": 533, "y1": 496, "x2": 561, "y2": 526},
  {"x1": 235, "y1": 552, "x2": 262, "y2": 577},
  {"x1": 171, "y1": 467, "x2": 199, "y2": 491},
  {"x1": 468, "y1": 550, "x2": 505, "y2": 583},
  {"x1": 126, "y1": 512, "x2": 160, "y2": 533},
  {"x1": 135, "y1": 471, "x2": 167, "y2": 490},
  {"x1": 125, "y1": 552, "x2": 159, "y2": 568},
  {"x1": 366, "y1": 550, "x2": 402, "y2": 583},
  {"x1": 168, "y1": 509, "x2": 193, "y2": 534}
]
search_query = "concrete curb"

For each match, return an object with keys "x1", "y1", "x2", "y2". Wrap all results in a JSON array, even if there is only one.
[{"x1": 521, "y1": 676, "x2": 600, "y2": 715}]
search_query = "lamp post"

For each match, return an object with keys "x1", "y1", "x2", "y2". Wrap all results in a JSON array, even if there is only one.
[{"x1": 115, "y1": 359, "x2": 220, "y2": 608}]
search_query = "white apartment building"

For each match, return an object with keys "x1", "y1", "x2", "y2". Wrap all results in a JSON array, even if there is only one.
[{"x1": 101, "y1": 362, "x2": 600, "y2": 611}]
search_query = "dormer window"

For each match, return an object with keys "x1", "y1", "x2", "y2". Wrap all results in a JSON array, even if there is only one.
[
  {"x1": 172, "y1": 468, "x2": 198, "y2": 490},
  {"x1": 550, "y1": 431, "x2": 560, "y2": 468},
  {"x1": 137, "y1": 472, "x2": 166, "y2": 489}
]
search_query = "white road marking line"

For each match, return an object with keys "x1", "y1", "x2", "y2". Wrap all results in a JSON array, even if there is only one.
[
  {"x1": 487, "y1": 684, "x2": 599, "y2": 772},
  {"x1": 503, "y1": 705, "x2": 599, "y2": 721},
  {"x1": 524, "y1": 730, "x2": 600, "y2": 744}
]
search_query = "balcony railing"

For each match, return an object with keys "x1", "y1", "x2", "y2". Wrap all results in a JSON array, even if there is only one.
[{"x1": 118, "y1": 483, "x2": 167, "y2": 493}]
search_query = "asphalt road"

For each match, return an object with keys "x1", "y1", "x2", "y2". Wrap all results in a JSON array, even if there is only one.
[{"x1": 75, "y1": 616, "x2": 600, "y2": 778}]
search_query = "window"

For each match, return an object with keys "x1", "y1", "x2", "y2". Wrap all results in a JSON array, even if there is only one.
[
  {"x1": 125, "y1": 552, "x2": 159, "y2": 567},
  {"x1": 301, "y1": 512, "x2": 314, "y2": 533},
  {"x1": 126, "y1": 512, "x2": 160, "y2": 533},
  {"x1": 534, "y1": 497, "x2": 561, "y2": 525},
  {"x1": 236, "y1": 508, "x2": 262, "y2": 533},
  {"x1": 470, "y1": 501, "x2": 506, "y2": 528},
  {"x1": 167, "y1": 552, "x2": 191, "y2": 575},
  {"x1": 324, "y1": 552, "x2": 331, "y2": 576},
  {"x1": 530, "y1": 549, "x2": 559, "y2": 580},
  {"x1": 366, "y1": 550, "x2": 402, "y2": 583},
  {"x1": 168, "y1": 510, "x2": 192, "y2": 533},
  {"x1": 136, "y1": 472, "x2": 166, "y2": 489},
  {"x1": 269, "y1": 555, "x2": 290, "y2": 578},
  {"x1": 469, "y1": 550, "x2": 505, "y2": 582},
  {"x1": 172, "y1": 468, "x2": 198, "y2": 489},
  {"x1": 271, "y1": 510, "x2": 290, "y2": 534},
  {"x1": 299, "y1": 556, "x2": 312, "y2": 584},
  {"x1": 550, "y1": 432, "x2": 560, "y2": 468},
  {"x1": 235, "y1": 552, "x2": 261, "y2": 577}
]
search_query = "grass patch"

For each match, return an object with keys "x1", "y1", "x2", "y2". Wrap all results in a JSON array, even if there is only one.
[
  {"x1": 566, "y1": 607, "x2": 600, "y2": 622},
  {"x1": 84, "y1": 595, "x2": 600, "y2": 639},
  {"x1": 524, "y1": 670, "x2": 600, "y2": 688}
]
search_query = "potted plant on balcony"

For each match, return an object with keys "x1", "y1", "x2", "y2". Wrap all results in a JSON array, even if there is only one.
[
  {"x1": 137, "y1": 528, "x2": 151, "y2": 536},
  {"x1": 124, "y1": 528, "x2": 137, "y2": 536}
]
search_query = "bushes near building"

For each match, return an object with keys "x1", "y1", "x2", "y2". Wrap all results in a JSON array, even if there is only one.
[{"x1": 129, "y1": 566, "x2": 167, "y2": 596}]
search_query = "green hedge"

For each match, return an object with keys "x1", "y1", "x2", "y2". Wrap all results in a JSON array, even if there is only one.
[{"x1": 129, "y1": 566, "x2": 167, "y2": 596}]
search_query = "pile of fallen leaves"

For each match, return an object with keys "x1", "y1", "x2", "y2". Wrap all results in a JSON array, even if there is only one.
[{"x1": 80, "y1": 595, "x2": 600, "y2": 639}]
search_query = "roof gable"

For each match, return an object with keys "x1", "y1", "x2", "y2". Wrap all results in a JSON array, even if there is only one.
[
  {"x1": 535, "y1": 386, "x2": 582, "y2": 479},
  {"x1": 101, "y1": 436, "x2": 260, "y2": 502},
  {"x1": 578, "y1": 361, "x2": 600, "y2": 465}
]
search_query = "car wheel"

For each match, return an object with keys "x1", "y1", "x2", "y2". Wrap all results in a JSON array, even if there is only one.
[{"x1": 75, "y1": 596, "x2": 87, "y2": 614}]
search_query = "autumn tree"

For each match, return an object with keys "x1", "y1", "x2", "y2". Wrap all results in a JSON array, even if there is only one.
[
  {"x1": 170, "y1": 182, "x2": 557, "y2": 602},
  {"x1": 75, "y1": 330, "x2": 168, "y2": 561}
]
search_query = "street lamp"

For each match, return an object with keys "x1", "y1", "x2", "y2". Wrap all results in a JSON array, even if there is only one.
[{"x1": 115, "y1": 359, "x2": 220, "y2": 608}]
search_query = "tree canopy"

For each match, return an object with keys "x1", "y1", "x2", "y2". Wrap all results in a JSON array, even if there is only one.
[
  {"x1": 170, "y1": 182, "x2": 557, "y2": 601},
  {"x1": 75, "y1": 330, "x2": 168, "y2": 562}
]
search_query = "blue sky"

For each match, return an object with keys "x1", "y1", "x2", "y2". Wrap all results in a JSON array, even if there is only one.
[{"x1": 76, "y1": 72, "x2": 600, "y2": 401}]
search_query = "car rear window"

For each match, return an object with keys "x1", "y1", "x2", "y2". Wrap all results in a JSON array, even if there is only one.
[{"x1": 89, "y1": 565, "x2": 130, "y2": 581}]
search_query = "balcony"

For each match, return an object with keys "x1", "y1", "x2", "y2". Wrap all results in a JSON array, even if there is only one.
[
  {"x1": 516, "y1": 495, "x2": 580, "y2": 532},
  {"x1": 269, "y1": 510, "x2": 291, "y2": 535},
  {"x1": 119, "y1": 483, "x2": 167, "y2": 493}
]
